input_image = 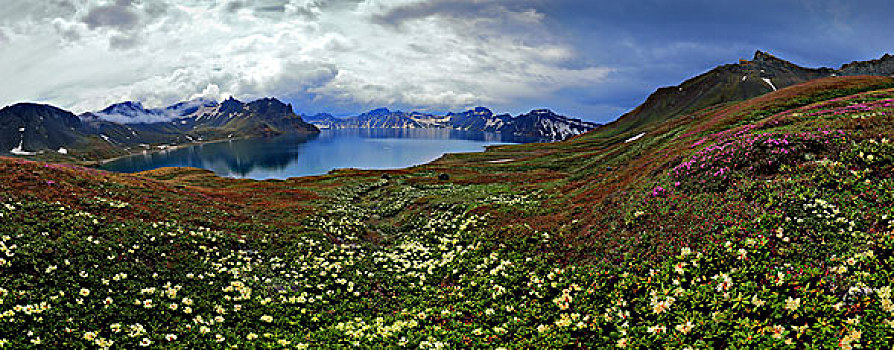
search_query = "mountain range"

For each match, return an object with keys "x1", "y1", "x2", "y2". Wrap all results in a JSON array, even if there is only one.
[
  {"x1": 0, "y1": 97, "x2": 319, "y2": 161},
  {"x1": 3, "y1": 50, "x2": 894, "y2": 162},
  {"x1": 0, "y1": 100, "x2": 597, "y2": 162},
  {"x1": 303, "y1": 107, "x2": 599, "y2": 141}
]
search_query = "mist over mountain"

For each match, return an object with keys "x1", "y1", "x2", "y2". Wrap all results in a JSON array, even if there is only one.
[{"x1": 91, "y1": 99, "x2": 220, "y2": 124}]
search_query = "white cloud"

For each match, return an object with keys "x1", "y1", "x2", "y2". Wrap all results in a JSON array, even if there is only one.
[{"x1": 0, "y1": 0, "x2": 610, "y2": 115}]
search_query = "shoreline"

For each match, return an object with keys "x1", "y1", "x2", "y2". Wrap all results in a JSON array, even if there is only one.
[
  {"x1": 77, "y1": 137, "x2": 247, "y2": 168},
  {"x1": 9, "y1": 129, "x2": 520, "y2": 181}
]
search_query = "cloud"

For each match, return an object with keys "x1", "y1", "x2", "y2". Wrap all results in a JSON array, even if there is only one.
[
  {"x1": 51, "y1": 18, "x2": 85, "y2": 42},
  {"x1": 4, "y1": 0, "x2": 890, "y2": 122},
  {"x1": 0, "y1": 0, "x2": 609, "y2": 119},
  {"x1": 93, "y1": 98, "x2": 219, "y2": 124},
  {"x1": 109, "y1": 34, "x2": 140, "y2": 49},
  {"x1": 81, "y1": 2, "x2": 140, "y2": 30},
  {"x1": 0, "y1": 1, "x2": 78, "y2": 24},
  {"x1": 373, "y1": 0, "x2": 538, "y2": 26}
]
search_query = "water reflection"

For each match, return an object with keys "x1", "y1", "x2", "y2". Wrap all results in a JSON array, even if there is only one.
[{"x1": 100, "y1": 129, "x2": 529, "y2": 180}]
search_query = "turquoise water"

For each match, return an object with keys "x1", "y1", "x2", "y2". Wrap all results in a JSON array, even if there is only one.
[{"x1": 99, "y1": 129, "x2": 526, "y2": 180}]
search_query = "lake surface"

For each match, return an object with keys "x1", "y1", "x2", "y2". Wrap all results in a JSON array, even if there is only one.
[{"x1": 99, "y1": 129, "x2": 529, "y2": 180}]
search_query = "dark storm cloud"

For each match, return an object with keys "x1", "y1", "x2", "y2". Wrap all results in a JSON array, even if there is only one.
[
  {"x1": 224, "y1": 1, "x2": 248, "y2": 12},
  {"x1": 81, "y1": 2, "x2": 140, "y2": 30}
]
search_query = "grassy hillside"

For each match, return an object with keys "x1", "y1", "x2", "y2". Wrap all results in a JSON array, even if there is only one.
[{"x1": 1, "y1": 76, "x2": 893, "y2": 348}]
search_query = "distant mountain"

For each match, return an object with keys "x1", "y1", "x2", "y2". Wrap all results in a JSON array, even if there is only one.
[
  {"x1": 86, "y1": 96, "x2": 318, "y2": 142},
  {"x1": 611, "y1": 50, "x2": 894, "y2": 132},
  {"x1": 191, "y1": 97, "x2": 319, "y2": 137},
  {"x1": 304, "y1": 107, "x2": 598, "y2": 141},
  {"x1": 839, "y1": 53, "x2": 894, "y2": 75},
  {"x1": 0, "y1": 103, "x2": 89, "y2": 156},
  {"x1": 1, "y1": 97, "x2": 318, "y2": 159},
  {"x1": 501, "y1": 109, "x2": 598, "y2": 140},
  {"x1": 94, "y1": 99, "x2": 219, "y2": 124},
  {"x1": 163, "y1": 98, "x2": 220, "y2": 118}
]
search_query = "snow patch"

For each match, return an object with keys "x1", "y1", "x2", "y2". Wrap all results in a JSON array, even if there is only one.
[
  {"x1": 9, "y1": 148, "x2": 35, "y2": 156},
  {"x1": 100, "y1": 134, "x2": 113, "y2": 143},
  {"x1": 762, "y1": 78, "x2": 777, "y2": 91},
  {"x1": 10, "y1": 138, "x2": 35, "y2": 156},
  {"x1": 484, "y1": 118, "x2": 504, "y2": 129},
  {"x1": 487, "y1": 159, "x2": 515, "y2": 163},
  {"x1": 625, "y1": 132, "x2": 646, "y2": 143},
  {"x1": 543, "y1": 119, "x2": 575, "y2": 140}
]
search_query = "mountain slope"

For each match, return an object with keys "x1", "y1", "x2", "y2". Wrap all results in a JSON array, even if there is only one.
[
  {"x1": 0, "y1": 103, "x2": 91, "y2": 156},
  {"x1": 199, "y1": 97, "x2": 320, "y2": 137},
  {"x1": 610, "y1": 50, "x2": 894, "y2": 133}
]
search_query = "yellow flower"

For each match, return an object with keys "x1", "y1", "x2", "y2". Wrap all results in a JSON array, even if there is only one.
[
  {"x1": 647, "y1": 325, "x2": 667, "y2": 334},
  {"x1": 770, "y1": 325, "x2": 784, "y2": 339},
  {"x1": 784, "y1": 297, "x2": 801, "y2": 312},
  {"x1": 675, "y1": 321, "x2": 694, "y2": 334},
  {"x1": 751, "y1": 295, "x2": 766, "y2": 308},
  {"x1": 260, "y1": 315, "x2": 274, "y2": 323},
  {"x1": 651, "y1": 297, "x2": 675, "y2": 314},
  {"x1": 878, "y1": 286, "x2": 892, "y2": 299},
  {"x1": 616, "y1": 338, "x2": 628, "y2": 348}
]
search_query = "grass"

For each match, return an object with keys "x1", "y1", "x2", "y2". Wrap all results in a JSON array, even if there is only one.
[{"x1": 1, "y1": 76, "x2": 893, "y2": 348}]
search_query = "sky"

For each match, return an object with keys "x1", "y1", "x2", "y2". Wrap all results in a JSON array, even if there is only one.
[{"x1": 0, "y1": 0, "x2": 892, "y2": 123}]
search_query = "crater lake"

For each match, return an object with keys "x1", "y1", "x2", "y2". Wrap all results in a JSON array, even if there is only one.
[{"x1": 98, "y1": 128, "x2": 530, "y2": 180}]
